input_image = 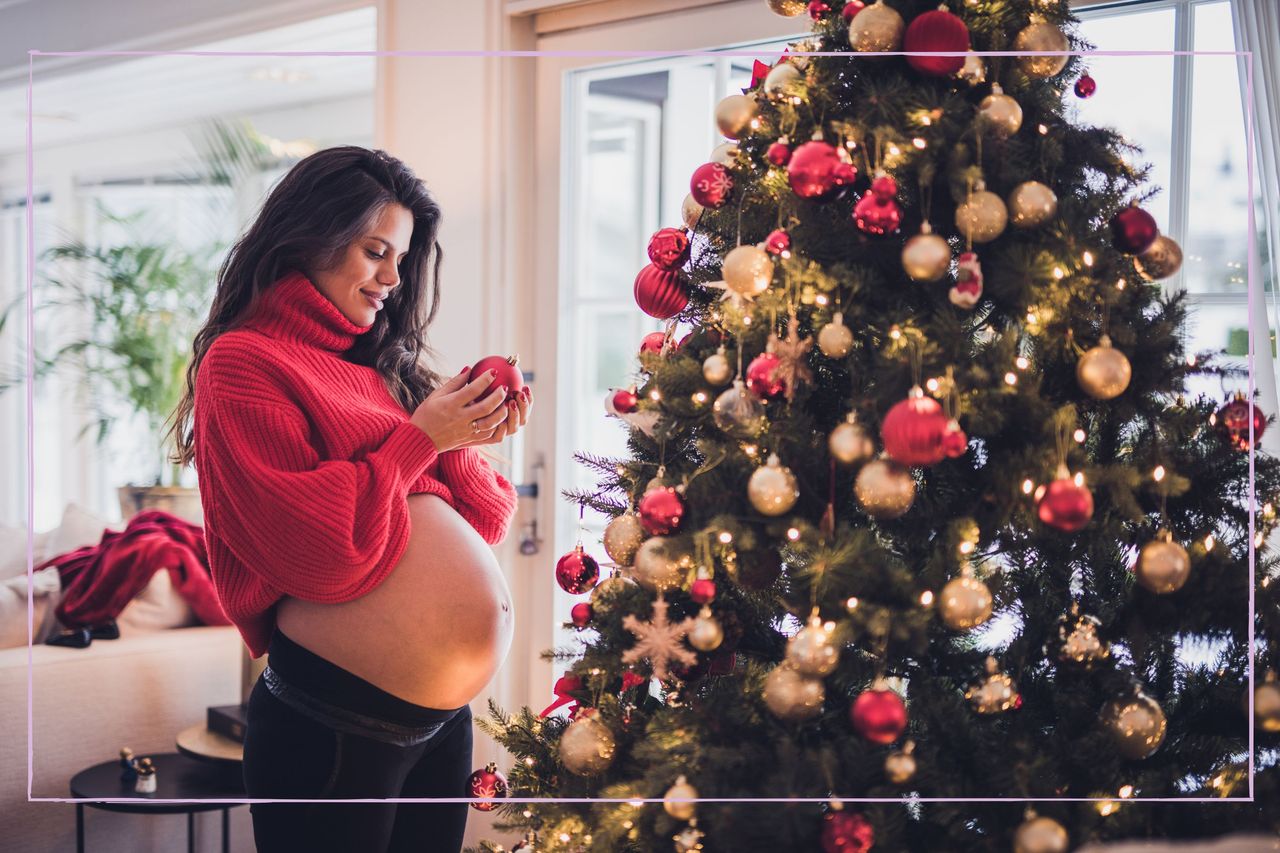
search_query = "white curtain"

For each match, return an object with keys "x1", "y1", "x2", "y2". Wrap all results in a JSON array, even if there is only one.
[{"x1": 1231, "y1": 0, "x2": 1280, "y2": 454}]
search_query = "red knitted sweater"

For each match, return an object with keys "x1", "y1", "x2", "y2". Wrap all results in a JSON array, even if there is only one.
[{"x1": 192, "y1": 270, "x2": 519, "y2": 657}]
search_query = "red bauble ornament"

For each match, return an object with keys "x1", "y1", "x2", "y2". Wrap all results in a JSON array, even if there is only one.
[
  {"x1": 647, "y1": 227, "x2": 691, "y2": 270},
  {"x1": 852, "y1": 193, "x2": 902, "y2": 235},
  {"x1": 850, "y1": 687, "x2": 907, "y2": 744},
  {"x1": 903, "y1": 7, "x2": 970, "y2": 77},
  {"x1": 612, "y1": 387, "x2": 639, "y2": 414},
  {"x1": 765, "y1": 228, "x2": 792, "y2": 256},
  {"x1": 808, "y1": 0, "x2": 831, "y2": 19},
  {"x1": 881, "y1": 389, "x2": 949, "y2": 466},
  {"x1": 690, "y1": 161, "x2": 734, "y2": 208},
  {"x1": 691, "y1": 578, "x2": 717, "y2": 603},
  {"x1": 1036, "y1": 471, "x2": 1094, "y2": 532},
  {"x1": 841, "y1": 1, "x2": 866, "y2": 22},
  {"x1": 570, "y1": 602, "x2": 594, "y2": 628},
  {"x1": 468, "y1": 354, "x2": 522, "y2": 401},
  {"x1": 788, "y1": 141, "x2": 857, "y2": 201},
  {"x1": 941, "y1": 419, "x2": 968, "y2": 458},
  {"x1": 870, "y1": 174, "x2": 897, "y2": 198},
  {"x1": 821, "y1": 810, "x2": 875, "y2": 853},
  {"x1": 1216, "y1": 394, "x2": 1267, "y2": 451},
  {"x1": 634, "y1": 263, "x2": 689, "y2": 319},
  {"x1": 638, "y1": 485, "x2": 686, "y2": 535},
  {"x1": 639, "y1": 331, "x2": 669, "y2": 355},
  {"x1": 746, "y1": 351, "x2": 787, "y2": 399},
  {"x1": 680, "y1": 327, "x2": 723, "y2": 350},
  {"x1": 555, "y1": 546, "x2": 600, "y2": 594},
  {"x1": 468, "y1": 763, "x2": 509, "y2": 811},
  {"x1": 1075, "y1": 74, "x2": 1097, "y2": 98},
  {"x1": 767, "y1": 140, "x2": 793, "y2": 166},
  {"x1": 1110, "y1": 205, "x2": 1159, "y2": 254}
]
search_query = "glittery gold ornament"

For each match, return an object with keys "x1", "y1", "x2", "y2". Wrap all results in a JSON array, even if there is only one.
[
  {"x1": 1008, "y1": 181, "x2": 1058, "y2": 228},
  {"x1": 710, "y1": 141, "x2": 740, "y2": 166},
  {"x1": 764, "y1": 61, "x2": 803, "y2": 97},
  {"x1": 1135, "y1": 234, "x2": 1184, "y2": 281},
  {"x1": 689, "y1": 605, "x2": 724, "y2": 652},
  {"x1": 830, "y1": 414, "x2": 876, "y2": 465},
  {"x1": 901, "y1": 222, "x2": 952, "y2": 282},
  {"x1": 1014, "y1": 20, "x2": 1070, "y2": 79},
  {"x1": 703, "y1": 349, "x2": 733, "y2": 386},
  {"x1": 748, "y1": 453, "x2": 800, "y2": 516},
  {"x1": 978, "y1": 83, "x2": 1023, "y2": 137},
  {"x1": 938, "y1": 571, "x2": 993, "y2": 631},
  {"x1": 715, "y1": 94, "x2": 757, "y2": 140},
  {"x1": 663, "y1": 775, "x2": 699, "y2": 820},
  {"x1": 682, "y1": 194, "x2": 704, "y2": 230},
  {"x1": 957, "y1": 51, "x2": 985, "y2": 84},
  {"x1": 955, "y1": 183, "x2": 1008, "y2": 244},
  {"x1": 713, "y1": 380, "x2": 768, "y2": 438},
  {"x1": 723, "y1": 244, "x2": 775, "y2": 298},
  {"x1": 763, "y1": 661, "x2": 825, "y2": 721},
  {"x1": 847, "y1": 0, "x2": 905, "y2": 52},
  {"x1": 1100, "y1": 688, "x2": 1167, "y2": 759},
  {"x1": 1014, "y1": 811, "x2": 1069, "y2": 853},
  {"x1": 1076, "y1": 335, "x2": 1132, "y2": 400},
  {"x1": 1135, "y1": 531, "x2": 1191, "y2": 594},
  {"x1": 1256, "y1": 672, "x2": 1280, "y2": 733},
  {"x1": 603, "y1": 511, "x2": 646, "y2": 566},
  {"x1": 633, "y1": 536, "x2": 689, "y2": 591},
  {"x1": 855, "y1": 458, "x2": 915, "y2": 519},
  {"x1": 884, "y1": 741, "x2": 917, "y2": 784},
  {"x1": 966, "y1": 656, "x2": 1017, "y2": 714},
  {"x1": 766, "y1": 0, "x2": 806, "y2": 15},
  {"x1": 818, "y1": 311, "x2": 854, "y2": 358},
  {"x1": 1052, "y1": 606, "x2": 1110, "y2": 669},
  {"x1": 559, "y1": 709, "x2": 617, "y2": 775},
  {"x1": 786, "y1": 612, "x2": 840, "y2": 677}
]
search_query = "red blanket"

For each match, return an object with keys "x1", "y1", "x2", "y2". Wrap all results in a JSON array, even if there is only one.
[{"x1": 34, "y1": 509, "x2": 231, "y2": 629}]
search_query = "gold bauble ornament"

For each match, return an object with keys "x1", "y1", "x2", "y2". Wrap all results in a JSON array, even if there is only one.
[
  {"x1": 786, "y1": 612, "x2": 840, "y2": 677},
  {"x1": 1053, "y1": 607, "x2": 1110, "y2": 669},
  {"x1": 902, "y1": 222, "x2": 952, "y2": 282},
  {"x1": 766, "y1": 0, "x2": 807, "y2": 16},
  {"x1": 1135, "y1": 234, "x2": 1184, "y2": 281},
  {"x1": 603, "y1": 511, "x2": 646, "y2": 566},
  {"x1": 710, "y1": 141, "x2": 740, "y2": 166},
  {"x1": 847, "y1": 0, "x2": 905, "y2": 52},
  {"x1": 748, "y1": 453, "x2": 800, "y2": 516},
  {"x1": 1008, "y1": 181, "x2": 1058, "y2": 228},
  {"x1": 1256, "y1": 673, "x2": 1280, "y2": 733},
  {"x1": 978, "y1": 83, "x2": 1023, "y2": 138},
  {"x1": 1014, "y1": 21, "x2": 1070, "y2": 79},
  {"x1": 1076, "y1": 334, "x2": 1132, "y2": 400},
  {"x1": 830, "y1": 414, "x2": 876, "y2": 465},
  {"x1": 715, "y1": 93, "x2": 757, "y2": 140},
  {"x1": 703, "y1": 349, "x2": 733, "y2": 386},
  {"x1": 884, "y1": 741, "x2": 917, "y2": 784},
  {"x1": 966, "y1": 656, "x2": 1017, "y2": 714},
  {"x1": 713, "y1": 380, "x2": 768, "y2": 438},
  {"x1": 722, "y1": 244, "x2": 775, "y2": 297},
  {"x1": 1135, "y1": 532, "x2": 1191, "y2": 594},
  {"x1": 1014, "y1": 812, "x2": 1069, "y2": 853},
  {"x1": 855, "y1": 458, "x2": 915, "y2": 519},
  {"x1": 689, "y1": 605, "x2": 724, "y2": 652},
  {"x1": 957, "y1": 51, "x2": 985, "y2": 84},
  {"x1": 818, "y1": 311, "x2": 854, "y2": 358},
  {"x1": 764, "y1": 61, "x2": 803, "y2": 97},
  {"x1": 955, "y1": 184, "x2": 1008, "y2": 244},
  {"x1": 663, "y1": 775, "x2": 699, "y2": 820},
  {"x1": 938, "y1": 572, "x2": 993, "y2": 631},
  {"x1": 682, "y1": 194, "x2": 704, "y2": 230},
  {"x1": 763, "y1": 661, "x2": 825, "y2": 721},
  {"x1": 633, "y1": 536, "x2": 688, "y2": 591},
  {"x1": 590, "y1": 572, "x2": 637, "y2": 616},
  {"x1": 1101, "y1": 689, "x2": 1167, "y2": 759},
  {"x1": 559, "y1": 709, "x2": 617, "y2": 775}
]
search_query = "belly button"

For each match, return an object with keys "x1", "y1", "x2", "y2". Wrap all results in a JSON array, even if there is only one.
[{"x1": 501, "y1": 600, "x2": 510, "y2": 612}]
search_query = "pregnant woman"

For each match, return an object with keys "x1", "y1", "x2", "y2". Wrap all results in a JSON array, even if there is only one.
[{"x1": 166, "y1": 146, "x2": 529, "y2": 853}]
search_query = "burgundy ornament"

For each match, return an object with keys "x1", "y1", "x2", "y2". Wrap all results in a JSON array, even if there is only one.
[
  {"x1": 639, "y1": 331, "x2": 669, "y2": 355},
  {"x1": 555, "y1": 546, "x2": 600, "y2": 594},
  {"x1": 765, "y1": 228, "x2": 792, "y2": 256},
  {"x1": 746, "y1": 351, "x2": 786, "y2": 399},
  {"x1": 881, "y1": 389, "x2": 949, "y2": 466},
  {"x1": 634, "y1": 263, "x2": 689, "y2": 319},
  {"x1": 941, "y1": 419, "x2": 968, "y2": 458},
  {"x1": 468, "y1": 763, "x2": 509, "y2": 812},
  {"x1": 841, "y1": 0, "x2": 866, "y2": 22},
  {"x1": 808, "y1": 0, "x2": 831, "y2": 19},
  {"x1": 611, "y1": 387, "x2": 639, "y2": 414},
  {"x1": 1110, "y1": 205, "x2": 1159, "y2": 255},
  {"x1": 1075, "y1": 74, "x2": 1097, "y2": 98},
  {"x1": 570, "y1": 602, "x2": 594, "y2": 628},
  {"x1": 870, "y1": 173, "x2": 898, "y2": 198},
  {"x1": 647, "y1": 227, "x2": 691, "y2": 270},
  {"x1": 680, "y1": 326, "x2": 723, "y2": 350},
  {"x1": 788, "y1": 141, "x2": 857, "y2": 201},
  {"x1": 690, "y1": 161, "x2": 734, "y2": 208},
  {"x1": 850, "y1": 687, "x2": 907, "y2": 744},
  {"x1": 903, "y1": 7, "x2": 970, "y2": 77},
  {"x1": 852, "y1": 193, "x2": 902, "y2": 235},
  {"x1": 767, "y1": 140, "x2": 793, "y2": 167},
  {"x1": 1036, "y1": 472, "x2": 1094, "y2": 532},
  {"x1": 691, "y1": 578, "x2": 717, "y2": 603},
  {"x1": 1215, "y1": 394, "x2": 1267, "y2": 451},
  {"x1": 638, "y1": 485, "x2": 686, "y2": 535},
  {"x1": 821, "y1": 810, "x2": 875, "y2": 853}
]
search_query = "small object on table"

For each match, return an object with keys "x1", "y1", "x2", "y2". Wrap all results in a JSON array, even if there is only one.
[
  {"x1": 118, "y1": 748, "x2": 137, "y2": 784},
  {"x1": 133, "y1": 758, "x2": 156, "y2": 794}
]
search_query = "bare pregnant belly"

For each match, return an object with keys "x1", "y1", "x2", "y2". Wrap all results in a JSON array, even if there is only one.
[{"x1": 275, "y1": 493, "x2": 515, "y2": 710}]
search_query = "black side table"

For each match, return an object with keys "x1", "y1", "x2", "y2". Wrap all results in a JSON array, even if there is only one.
[{"x1": 69, "y1": 752, "x2": 245, "y2": 853}]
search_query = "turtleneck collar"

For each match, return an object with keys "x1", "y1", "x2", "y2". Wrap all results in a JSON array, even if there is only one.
[{"x1": 243, "y1": 269, "x2": 370, "y2": 354}]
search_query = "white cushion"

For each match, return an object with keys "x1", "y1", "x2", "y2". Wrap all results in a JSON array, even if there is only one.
[
  {"x1": 0, "y1": 523, "x2": 53, "y2": 581},
  {"x1": 0, "y1": 567, "x2": 62, "y2": 648}
]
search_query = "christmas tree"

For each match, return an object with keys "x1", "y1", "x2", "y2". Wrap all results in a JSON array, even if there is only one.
[{"x1": 471, "y1": 1, "x2": 1280, "y2": 850}]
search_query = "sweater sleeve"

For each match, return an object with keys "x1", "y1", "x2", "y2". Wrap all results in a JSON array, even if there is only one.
[
  {"x1": 199, "y1": 396, "x2": 439, "y2": 601},
  {"x1": 434, "y1": 447, "x2": 519, "y2": 545}
]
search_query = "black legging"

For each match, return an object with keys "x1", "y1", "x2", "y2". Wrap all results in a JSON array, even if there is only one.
[{"x1": 243, "y1": 629, "x2": 472, "y2": 853}]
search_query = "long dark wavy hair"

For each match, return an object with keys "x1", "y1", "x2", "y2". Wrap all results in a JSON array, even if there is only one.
[{"x1": 165, "y1": 146, "x2": 447, "y2": 468}]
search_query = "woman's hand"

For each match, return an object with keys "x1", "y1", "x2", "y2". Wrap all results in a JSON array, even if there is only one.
[
  {"x1": 410, "y1": 367, "x2": 511, "y2": 452},
  {"x1": 455, "y1": 383, "x2": 532, "y2": 448}
]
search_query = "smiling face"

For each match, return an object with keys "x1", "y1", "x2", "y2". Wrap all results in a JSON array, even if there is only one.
[{"x1": 310, "y1": 202, "x2": 414, "y2": 327}]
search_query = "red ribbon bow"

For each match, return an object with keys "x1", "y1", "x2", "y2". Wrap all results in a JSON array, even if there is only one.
[
  {"x1": 749, "y1": 48, "x2": 792, "y2": 89},
  {"x1": 539, "y1": 674, "x2": 583, "y2": 719}
]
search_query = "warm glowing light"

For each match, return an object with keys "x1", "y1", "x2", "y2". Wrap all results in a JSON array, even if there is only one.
[
  {"x1": 1038, "y1": 123, "x2": 1049, "y2": 135},
  {"x1": 1015, "y1": 356, "x2": 1030, "y2": 370},
  {"x1": 523, "y1": 810, "x2": 533, "y2": 818},
  {"x1": 1205, "y1": 534, "x2": 1215, "y2": 551},
  {"x1": 1022, "y1": 479, "x2": 1035, "y2": 494},
  {"x1": 920, "y1": 590, "x2": 935, "y2": 606},
  {"x1": 887, "y1": 144, "x2": 901, "y2": 156},
  {"x1": 1098, "y1": 800, "x2": 1118, "y2": 816},
  {"x1": 847, "y1": 596, "x2": 860, "y2": 610},
  {"x1": 524, "y1": 757, "x2": 535, "y2": 766},
  {"x1": 1073, "y1": 429, "x2": 1086, "y2": 443},
  {"x1": 629, "y1": 799, "x2": 644, "y2": 808},
  {"x1": 889, "y1": 325, "x2": 903, "y2": 340},
  {"x1": 1186, "y1": 354, "x2": 1197, "y2": 367},
  {"x1": 1153, "y1": 465, "x2": 1166, "y2": 482},
  {"x1": 913, "y1": 137, "x2": 927, "y2": 149},
  {"x1": 749, "y1": 118, "x2": 761, "y2": 130},
  {"x1": 1117, "y1": 278, "x2": 1127, "y2": 290},
  {"x1": 1073, "y1": 472, "x2": 1085, "y2": 487},
  {"x1": 744, "y1": 444, "x2": 759, "y2": 457},
  {"x1": 649, "y1": 389, "x2": 662, "y2": 401},
  {"x1": 719, "y1": 530, "x2": 733, "y2": 543},
  {"x1": 1083, "y1": 251, "x2": 1094, "y2": 267},
  {"x1": 693, "y1": 391, "x2": 708, "y2": 404},
  {"x1": 816, "y1": 294, "x2": 829, "y2": 305},
  {"x1": 1005, "y1": 372, "x2": 1018, "y2": 386},
  {"x1": 559, "y1": 833, "x2": 572, "y2": 843},
  {"x1": 1119, "y1": 785, "x2": 1134, "y2": 798},
  {"x1": 622, "y1": 820, "x2": 634, "y2": 829},
  {"x1": 787, "y1": 527, "x2": 801, "y2": 540},
  {"x1": 1053, "y1": 266, "x2": 1065, "y2": 280},
  {"x1": 926, "y1": 377, "x2": 941, "y2": 392}
]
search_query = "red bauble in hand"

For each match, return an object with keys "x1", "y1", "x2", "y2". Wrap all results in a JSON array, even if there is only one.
[
  {"x1": 746, "y1": 352, "x2": 786, "y2": 399},
  {"x1": 634, "y1": 263, "x2": 689, "y2": 319},
  {"x1": 570, "y1": 602, "x2": 593, "y2": 628},
  {"x1": 1110, "y1": 205, "x2": 1159, "y2": 254},
  {"x1": 1075, "y1": 74, "x2": 1097, "y2": 98},
  {"x1": 468, "y1": 355, "x2": 522, "y2": 401},
  {"x1": 555, "y1": 546, "x2": 600, "y2": 594},
  {"x1": 691, "y1": 578, "x2": 717, "y2": 603},
  {"x1": 821, "y1": 810, "x2": 875, "y2": 853},
  {"x1": 647, "y1": 227, "x2": 691, "y2": 270},
  {"x1": 903, "y1": 7, "x2": 970, "y2": 77},
  {"x1": 788, "y1": 141, "x2": 857, "y2": 201},
  {"x1": 690, "y1": 161, "x2": 734, "y2": 208},
  {"x1": 850, "y1": 687, "x2": 907, "y2": 744},
  {"x1": 468, "y1": 763, "x2": 509, "y2": 811},
  {"x1": 1216, "y1": 394, "x2": 1267, "y2": 451},
  {"x1": 1036, "y1": 469, "x2": 1094, "y2": 532},
  {"x1": 881, "y1": 388, "x2": 949, "y2": 466},
  {"x1": 638, "y1": 485, "x2": 686, "y2": 535}
]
